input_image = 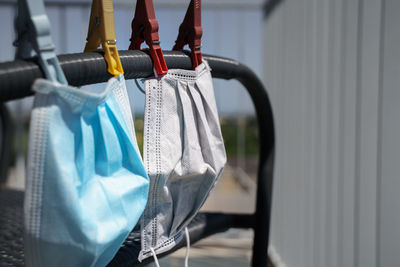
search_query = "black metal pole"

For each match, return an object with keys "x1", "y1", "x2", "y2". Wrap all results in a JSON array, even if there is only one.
[
  {"x1": 0, "y1": 104, "x2": 13, "y2": 185},
  {"x1": 0, "y1": 50, "x2": 275, "y2": 267}
]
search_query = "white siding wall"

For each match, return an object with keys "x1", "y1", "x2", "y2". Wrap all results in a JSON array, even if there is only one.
[{"x1": 264, "y1": 0, "x2": 400, "y2": 266}]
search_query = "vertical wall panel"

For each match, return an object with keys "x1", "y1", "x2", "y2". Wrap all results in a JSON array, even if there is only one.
[
  {"x1": 379, "y1": 0, "x2": 400, "y2": 266},
  {"x1": 46, "y1": 6, "x2": 66, "y2": 54},
  {"x1": 0, "y1": 5, "x2": 15, "y2": 61},
  {"x1": 357, "y1": 0, "x2": 381, "y2": 266},
  {"x1": 65, "y1": 7, "x2": 87, "y2": 52},
  {"x1": 264, "y1": 0, "x2": 396, "y2": 266},
  {"x1": 265, "y1": 3, "x2": 284, "y2": 258},
  {"x1": 156, "y1": 8, "x2": 184, "y2": 49},
  {"x1": 302, "y1": 0, "x2": 315, "y2": 264},
  {"x1": 324, "y1": 2, "x2": 342, "y2": 267},
  {"x1": 339, "y1": 0, "x2": 359, "y2": 266},
  {"x1": 213, "y1": 9, "x2": 241, "y2": 116}
]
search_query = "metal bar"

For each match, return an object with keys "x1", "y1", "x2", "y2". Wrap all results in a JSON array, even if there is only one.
[
  {"x1": 0, "y1": 50, "x2": 275, "y2": 266},
  {"x1": 109, "y1": 212, "x2": 255, "y2": 266},
  {"x1": 0, "y1": 104, "x2": 13, "y2": 185},
  {"x1": 263, "y1": 0, "x2": 285, "y2": 19}
]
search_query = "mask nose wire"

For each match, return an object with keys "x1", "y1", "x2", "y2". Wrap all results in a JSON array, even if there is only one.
[
  {"x1": 150, "y1": 247, "x2": 161, "y2": 267},
  {"x1": 184, "y1": 227, "x2": 190, "y2": 267}
]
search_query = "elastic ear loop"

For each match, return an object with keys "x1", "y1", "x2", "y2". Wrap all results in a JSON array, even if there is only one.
[
  {"x1": 150, "y1": 247, "x2": 160, "y2": 267},
  {"x1": 134, "y1": 79, "x2": 146, "y2": 94},
  {"x1": 149, "y1": 228, "x2": 190, "y2": 267},
  {"x1": 184, "y1": 227, "x2": 190, "y2": 267}
]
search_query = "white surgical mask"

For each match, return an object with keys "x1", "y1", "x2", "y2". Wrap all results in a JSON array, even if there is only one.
[{"x1": 138, "y1": 61, "x2": 226, "y2": 261}]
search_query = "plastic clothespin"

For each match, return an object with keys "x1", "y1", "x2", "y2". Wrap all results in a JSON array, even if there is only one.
[
  {"x1": 14, "y1": 0, "x2": 67, "y2": 84},
  {"x1": 129, "y1": 0, "x2": 168, "y2": 77},
  {"x1": 84, "y1": 0, "x2": 123, "y2": 76},
  {"x1": 173, "y1": 0, "x2": 202, "y2": 69}
]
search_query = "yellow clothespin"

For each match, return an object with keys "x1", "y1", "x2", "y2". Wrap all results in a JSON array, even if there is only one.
[{"x1": 84, "y1": 0, "x2": 123, "y2": 76}]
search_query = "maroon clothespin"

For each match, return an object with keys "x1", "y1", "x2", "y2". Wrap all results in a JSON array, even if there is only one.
[
  {"x1": 173, "y1": 0, "x2": 202, "y2": 69},
  {"x1": 129, "y1": 0, "x2": 168, "y2": 76}
]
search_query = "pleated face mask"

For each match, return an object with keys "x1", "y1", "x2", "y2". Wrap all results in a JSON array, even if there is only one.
[
  {"x1": 24, "y1": 75, "x2": 149, "y2": 267},
  {"x1": 138, "y1": 61, "x2": 226, "y2": 260}
]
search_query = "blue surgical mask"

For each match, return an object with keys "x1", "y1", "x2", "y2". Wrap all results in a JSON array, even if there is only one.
[
  {"x1": 24, "y1": 75, "x2": 149, "y2": 267},
  {"x1": 138, "y1": 61, "x2": 226, "y2": 261}
]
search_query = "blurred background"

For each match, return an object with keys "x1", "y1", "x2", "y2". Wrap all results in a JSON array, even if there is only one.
[{"x1": 1, "y1": 0, "x2": 400, "y2": 266}]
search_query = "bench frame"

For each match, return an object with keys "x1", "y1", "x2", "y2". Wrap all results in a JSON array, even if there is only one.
[{"x1": 0, "y1": 50, "x2": 275, "y2": 267}]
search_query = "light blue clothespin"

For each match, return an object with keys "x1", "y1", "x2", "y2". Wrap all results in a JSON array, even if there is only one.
[{"x1": 14, "y1": 0, "x2": 67, "y2": 84}]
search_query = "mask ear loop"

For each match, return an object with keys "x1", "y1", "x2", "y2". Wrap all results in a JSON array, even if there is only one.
[
  {"x1": 134, "y1": 79, "x2": 146, "y2": 94},
  {"x1": 150, "y1": 247, "x2": 161, "y2": 267},
  {"x1": 148, "y1": 228, "x2": 189, "y2": 267},
  {"x1": 184, "y1": 227, "x2": 190, "y2": 267}
]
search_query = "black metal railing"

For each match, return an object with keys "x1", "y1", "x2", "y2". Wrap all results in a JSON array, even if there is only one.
[{"x1": 0, "y1": 50, "x2": 275, "y2": 267}]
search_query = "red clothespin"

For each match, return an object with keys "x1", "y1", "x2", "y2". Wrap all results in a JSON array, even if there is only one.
[
  {"x1": 129, "y1": 0, "x2": 168, "y2": 76},
  {"x1": 173, "y1": 0, "x2": 202, "y2": 69}
]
